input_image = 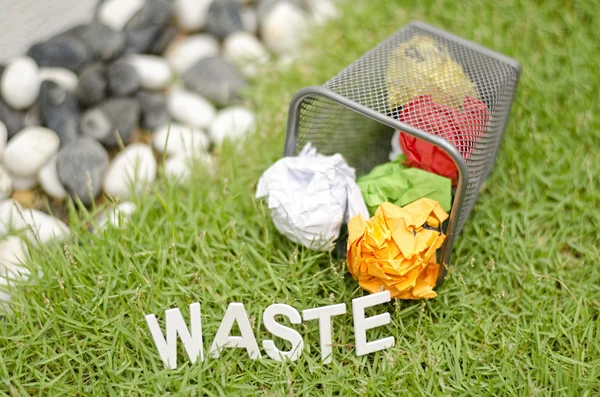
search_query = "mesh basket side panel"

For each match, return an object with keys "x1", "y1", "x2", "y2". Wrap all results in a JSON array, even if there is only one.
[
  {"x1": 295, "y1": 95, "x2": 394, "y2": 176},
  {"x1": 298, "y1": 24, "x2": 520, "y2": 232}
]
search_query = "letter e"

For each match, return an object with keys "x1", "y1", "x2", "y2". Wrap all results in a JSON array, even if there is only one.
[{"x1": 352, "y1": 291, "x2": 394, "y2": 356}]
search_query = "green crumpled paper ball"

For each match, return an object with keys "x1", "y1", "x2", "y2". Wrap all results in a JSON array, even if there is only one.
[{"x1": 357, "y1": 156, "x2": 452, "y2": 216}]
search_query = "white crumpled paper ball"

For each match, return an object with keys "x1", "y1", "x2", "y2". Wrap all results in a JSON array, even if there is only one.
[{"x1": 256, "y1": 143, "x2": 369, "y2": 251}]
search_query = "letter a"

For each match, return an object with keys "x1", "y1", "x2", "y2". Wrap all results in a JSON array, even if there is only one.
[{"x1": 210, "y1": 302, "x2": 261, "y2": 359}]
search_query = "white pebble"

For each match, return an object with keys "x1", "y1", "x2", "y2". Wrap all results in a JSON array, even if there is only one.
[
  {"x1": 165, "y1": 153, "x2": 213, "y2": 183},
  {"x1": 167, "y1": 89, "x2": 216, "y2": 129},
  {"x1": 4, "y1": 126, "x2": 59, "y2": 178},
  {"x1": 20, "y1": 209, "x2": 70, "y2": 246},
  {"x1": 0, "y1": 236, "x2": 30, "y2": 279},
  {"x1": 209, "y1": 107, "x2": 256, "y2": 146},
  {"x1": 38, "y1": 156, "x2": 68, "y2": 200},
  {"x1": 0, "y1": 278, "x2": 10, "y2": 311},
  {"x1": 0, "y1": 236, "x2": 30, "y2": 312},
  {"x1": 124, "y1": 55, "x2": 173, "y2": 90},
  {"x1": 23, "y1": 103, "x2": 42, "y2": 127},
  {"x1": 38, "y1": 67, "x2": 79, "y2": 93},
  {"x1": 11, "y1": 175, "x2": 38, "y2": 190},
  {"x1": 153, "y1": 123, "x2": 210, "y2": 159},
  {"x1": 0, "y1": 121, "x2": 7, "y2": 162},
  {"x1": 0, "y1": 200, "x2": 24, "y2": 237},
  {"x1": 174, "y1": 0, "x2": 213, "y2": 32},
  {"x1": 165, "y1": 34, "x2": 219, "y2": 74},
  {"x1": 164, "y1": 156, "x2": 191, "y2": 183},
  {"x1": 1, "y1": 56, "x2": 41, "y2": 110},
  {"x1": 0, "y1": 166, "x2": 13, "y2": 199},
  {"x1": 241, "y1": 6, "x2": 258, "y2": 35},
  {"x1": 305, "y1": 0, "x2": 340, "y2": 25},
  {"x1": 98, "y1": 0, "x2": 145, "y2": 31},
  {"x1": 104, "y1": 144, "x2": 157, "y2": 199},
  {"x1": 223, "y1": 32, "x2": 270, "y2": 77},
  {"x1": 261, "y1": 2, "x2": 309, "y2": 56},
  {"x1": 97, "y1": 202, "x2": 137, "y2": 230}
]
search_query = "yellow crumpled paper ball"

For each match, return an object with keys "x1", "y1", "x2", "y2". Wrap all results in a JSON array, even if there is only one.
[
  {"x1": 347, "y1": 198, "x2": 449, "y2": 300},
  {"x1": 386, "y1": 35, "x2": 479, "y2": 110}
]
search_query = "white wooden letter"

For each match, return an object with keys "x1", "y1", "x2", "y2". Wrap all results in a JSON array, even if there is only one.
[
  {"x1": 302, "y1": 303, "x2": 346, "y2": 363},
  {"x1": 352, "y1": 291, "x2": 395, "y2": 356},
  {"x1": 209, "y1": 302, "x2": 261, "y2": 359},
  {"x1": 145, "y1": 302, "x2": 204, "y2": 369},
  {"x1": 262, "y1": 304, "x2": 304, "y2": 361}
]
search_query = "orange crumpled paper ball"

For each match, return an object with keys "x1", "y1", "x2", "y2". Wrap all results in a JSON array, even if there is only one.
[{"x1": 347, "y1": 198, "x2": 449, "y2": 300}]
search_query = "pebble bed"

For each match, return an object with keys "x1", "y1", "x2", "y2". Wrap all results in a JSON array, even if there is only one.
[{"x1": 0, "y1": 0, "x2": 339, "y2": 311}]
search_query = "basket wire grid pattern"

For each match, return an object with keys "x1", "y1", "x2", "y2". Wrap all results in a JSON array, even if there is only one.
[{"x1": 284, "y1": 22, "x2": 519, "y2": 283}]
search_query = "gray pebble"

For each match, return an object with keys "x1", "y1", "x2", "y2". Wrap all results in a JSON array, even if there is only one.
[
  {"x1": 81, "y1": 98, "x2": 140, "y2": 147},
  {"x1": 28, "y1": 36, "x2": 93, "y2": 73},
  {"x1": 80, "y1": 108, "x2": 111, "y2": 145},
  {"x1": 39, "y1": 81, "x2": 80, "y2": 146},
  {"x1": 108, "y1": 61, "x2": 140, "y2": 96},
  {"x1": 183, "y1": 56, "x2": 247, "y2": 107},
  {"x1": 148, "y1": 25, "x2": 179, "y2": 56},
  {"x1": 206, "y1": 0, "x2": 244, "y2": 40},
  {"x1": 23, "y1": 102, "x2": 43, "y2": 128},
  {"x1": 56, "y1": 24, "x2": 88, "y2": 39},
  {"x1": 124, "y1": 0, "x2": 173, "y2": 53},
  {"x1": 77, "y1": 63, "x2": 108, "y2": 108},
  {"x1": 136, "y1": 90, "x2": 169, "y2": 131},
  {"x1": 79, "y1": 22, "x2": 126, "y2": 61},
  {"x1": 56, "y1": 137, "x2": 110, "y2": 205},
  {"x1": 0, "y1": 98, "x2": 25, "y2": 138}
]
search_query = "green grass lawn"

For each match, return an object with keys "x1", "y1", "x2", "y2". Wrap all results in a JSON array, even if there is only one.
[{"x1": 2, "y1": 0, "x2": 599, "y2": 395}]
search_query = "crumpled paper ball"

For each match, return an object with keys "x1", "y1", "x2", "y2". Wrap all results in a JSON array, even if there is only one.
[
  {"x1": 256, "y1": 143, "x2": 369, "y2": 251},
  {"x1": 347, "y1": 198, "x2": 449, "y2": 300},
  {"x1": 358, "y1": 156, "x2": 452, "y2": 215},
  {"x1": 386, "y1": 35, "x2": 479, "y2": 110},
  {"x1": 398, "y1": 94, "x2": 489, "y2": 184}
]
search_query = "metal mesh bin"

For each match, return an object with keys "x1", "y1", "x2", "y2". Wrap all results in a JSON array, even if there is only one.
[{"x1": 284, "y1": 21, "x2": 520, "y2": 285}]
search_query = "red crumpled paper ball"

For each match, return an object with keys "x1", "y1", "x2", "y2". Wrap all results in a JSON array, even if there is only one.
[{"x1": 398, "y1": 95, "x2": 489, "y2": 185}]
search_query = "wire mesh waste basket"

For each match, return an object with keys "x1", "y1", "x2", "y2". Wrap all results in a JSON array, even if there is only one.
[{"x1": 284, "y1": 21, "x2": 520, "y2": 286}]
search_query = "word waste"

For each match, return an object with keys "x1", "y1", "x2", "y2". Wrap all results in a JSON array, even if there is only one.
[{"x1": 145, "y1": 291, "x2": 395, "y2": 369}]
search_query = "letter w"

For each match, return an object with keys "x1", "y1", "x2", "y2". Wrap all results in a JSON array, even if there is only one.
[{"x1": 145, "y1": 302, "x2": 204, "y2": 369}]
